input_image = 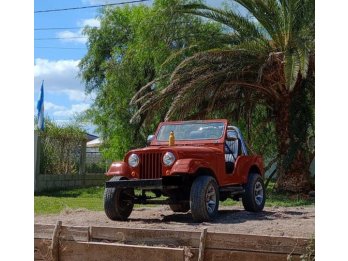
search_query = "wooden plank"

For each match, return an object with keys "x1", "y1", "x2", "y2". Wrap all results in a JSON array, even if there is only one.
[
  {"x1": 206, "y1": 232, "x2": 310, "y2": 255},
  {"x1": 90, "y1": 226, "x2": 310, "y2": 255},
  {"x1": 59, "y1": 241, "x2": 185, "y2": 261},
  {"x1": 34, "y1": 238, "x2": 52, "y2": 261},
  {"x1": 60, "y1": 225, "x2": 90, "y2": 242},
  {"x1": 35, "y1": 224, "x2": 311, "y2": 258},
  {"x1": 90, "y1": 226, "x2": 201, "y2": 247},
  {"x1": 35, "y1": 224, "x2": 89, "y2": 242},
  {"x1": 34, "y1": 224, "x2": 55, "y2": 239},
  {"x1": 51, "y1": 221, "x2": 62, "y2": 261},
  {"x1": 198, "y1": 228, "x2": 207, "y2": 261},
  {"x1": 190, "y1": 248, "x2": 302, "y2": 261}
]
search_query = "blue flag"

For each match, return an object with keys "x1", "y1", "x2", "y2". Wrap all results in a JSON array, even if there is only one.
[{"x1": 37, "y1": 81, "x2": 44, "y2": 131}]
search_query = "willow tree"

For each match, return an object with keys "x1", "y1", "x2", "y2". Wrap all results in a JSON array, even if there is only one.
[
  {"x1": 131, "y1": 0, "x2": 315, "y2": 192},
  {"x1": 79, "y1": 0, "x2": 223, "y2": 160}
]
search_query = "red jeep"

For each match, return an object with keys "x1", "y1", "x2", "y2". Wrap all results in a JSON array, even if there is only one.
[{"x1": 104, "y1": 119, "x2": 265, "y2": 222}]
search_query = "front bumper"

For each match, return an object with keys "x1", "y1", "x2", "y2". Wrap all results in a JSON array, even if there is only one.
[{"x1": 105, "y1": 178, "x2": 163, "y2": 190}]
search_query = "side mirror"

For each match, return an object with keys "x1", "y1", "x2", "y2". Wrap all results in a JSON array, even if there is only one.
[{"x1": 147, "y1": 135, "x2": 154, "y2": 146}]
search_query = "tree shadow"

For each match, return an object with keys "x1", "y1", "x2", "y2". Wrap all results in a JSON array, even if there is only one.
[
  {"x1": 35, "y1": 191, "x2": 81, "y2": 197},
  {"x1": 35, "y1": 186, "x2": 102, "y2": 198},
  {"x1": 129, "y1": 208, "x2": 276, "y2": 225},
  {"x1": 282, "y1": 210, "x2": 305, "y2": 216}
]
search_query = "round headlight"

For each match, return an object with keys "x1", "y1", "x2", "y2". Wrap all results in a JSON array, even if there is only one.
[
  {"x1": 163, "y1": 152, "x2": 176, "y2": 166},
  {"x1": 128, "y1": 153, "x2": 139, "y2": 167}
]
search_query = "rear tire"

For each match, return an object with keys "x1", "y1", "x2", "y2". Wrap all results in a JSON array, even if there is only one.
[
  {"x1": 190, "y1": 176, "x2": 219, "y2": 222},
  {"x1": 242, "y1": 173, "x2": 265, "y2": 212},
  {"x1": 104, "y1": 176, "x2": 134, "y2": 221}
]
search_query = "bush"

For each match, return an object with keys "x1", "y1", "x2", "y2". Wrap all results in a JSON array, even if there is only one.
[{"x1": 38, "y1": 119, "x2": 86, "y2": 175}]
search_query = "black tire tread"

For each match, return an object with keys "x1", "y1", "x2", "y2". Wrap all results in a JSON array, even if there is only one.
[
  {"x1": 190, "y1": 176, "x2": 219, "y2": 222},
  {"x1": 104, "y1": 176, "x2": 134, "y2": 221},
  {"x1": 242, "y1": 173, "x2": 265, "y2": 212}
]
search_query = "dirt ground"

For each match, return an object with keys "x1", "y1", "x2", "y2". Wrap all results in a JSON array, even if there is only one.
[{"x1": 35, "y1": 204, "x2": 314, "y2": 238}]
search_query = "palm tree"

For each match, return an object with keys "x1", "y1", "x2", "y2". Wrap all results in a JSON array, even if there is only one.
[{"x1": 131, "y1": 0, "x2": 315, "y2": 193}]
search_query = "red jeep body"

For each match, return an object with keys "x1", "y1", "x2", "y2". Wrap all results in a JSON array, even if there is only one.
[{"x1": 104, "y1": 119, "x2": 265, "y2": 222}]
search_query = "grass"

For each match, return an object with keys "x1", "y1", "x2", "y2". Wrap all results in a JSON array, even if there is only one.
[
  {"x1": 35, "y1": 186, "x2": 105, "y2": 214},
  {"x1": 35, "y1": 182, "x2": 314, "y2": 215}
]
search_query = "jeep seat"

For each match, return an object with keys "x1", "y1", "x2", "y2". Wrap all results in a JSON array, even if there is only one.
[{"x1": 225, "y1": 130, "x2": 241, "y2": 173}]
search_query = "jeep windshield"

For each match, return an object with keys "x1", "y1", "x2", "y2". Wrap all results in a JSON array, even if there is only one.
[{"x1": 156, "y1": 122, "x2": 225, "y2": 141}]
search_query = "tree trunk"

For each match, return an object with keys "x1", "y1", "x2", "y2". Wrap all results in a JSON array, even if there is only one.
[
  {"x1": 274, "y1": 93, "x2": 313, "y2": 193},
  {"x1": 275, "y1": 150, "x2": 312, "y2": 193}
]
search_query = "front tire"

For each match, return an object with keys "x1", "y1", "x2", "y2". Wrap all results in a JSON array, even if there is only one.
[
  {"x1": 104, "y1": 176, "x2": 134, "y2": 221},
  {"x1": 242, "y1": 173, "x2": 265, "y2": 212},
  {"x1": 190, "y1": 176, "x2": 219, "y2": 222}
]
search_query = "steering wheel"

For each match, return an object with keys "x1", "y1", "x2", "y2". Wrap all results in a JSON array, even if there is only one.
[{"x1": 207, "y1": 131, "x2": 220, "y2": 139}]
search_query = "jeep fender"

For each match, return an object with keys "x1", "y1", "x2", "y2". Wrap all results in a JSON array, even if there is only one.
[
  {"x1": 170, "y1": 158, "x2": 215, "y2": 175},
  {"x1": 233, "y1": 156, "x2": 264, "y2": 184},
  {"x1": 106, "y1": 161, "x2": 131, "y2": 178}
]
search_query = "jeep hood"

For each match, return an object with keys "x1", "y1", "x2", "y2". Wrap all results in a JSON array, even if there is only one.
[{"x1": 129, "y1": 145, "x2": 221, "y2": 157}]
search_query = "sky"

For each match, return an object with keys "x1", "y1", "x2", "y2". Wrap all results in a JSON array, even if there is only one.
[{"x1": 34, "y1": 0, "x2": 227, "y2": 134}]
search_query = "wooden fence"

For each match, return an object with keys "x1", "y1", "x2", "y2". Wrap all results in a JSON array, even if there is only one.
[
  {"x1": 34, "y1": 130, "x2": 109, "y2": 193},
  {"x1": 35, "y1": 222, "x2": 313, "y2": 261}
]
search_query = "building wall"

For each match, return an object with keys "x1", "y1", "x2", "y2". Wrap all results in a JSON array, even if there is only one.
[{"x1": 35, "y1": 173, "x2": 107, "y2": 192}]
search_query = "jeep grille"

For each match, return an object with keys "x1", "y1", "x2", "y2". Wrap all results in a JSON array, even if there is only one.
[{"x1": 139, "y1": 153, "x2": 162, "y2": 179}]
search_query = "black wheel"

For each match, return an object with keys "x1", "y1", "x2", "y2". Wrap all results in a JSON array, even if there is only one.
[
  {"x1": 190, "y1": 176, "x2": 219, "y2": 222},
  {"x1": 242, "y1": 173, "x2": 266, "y2": 212},
  {"x1": 104, "y1": 176, "x2": 134, "y2": 221},
  {"x1": 169, "y1": 202, "x2": 190, "y2": 213}
]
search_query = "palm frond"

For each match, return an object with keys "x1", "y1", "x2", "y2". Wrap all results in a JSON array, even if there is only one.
[
  {"x1": 178, "y1": 3, "x2": 268, "y2": 44},
  {"x1": 284, "y1": 50, "x2": 300, "y2": 91},
  {"x1": 234, "y1": 0, "x2": 285, "y2": 48},
  {"x1": 159, "y1": 45, "x2": 198, "y2": 72},
  {"x1": 129, "y1": 73, "x2": 169, "y2": 105},
  {"x1": 130, "y1": 0, "x2": 314, "y2": 128}
]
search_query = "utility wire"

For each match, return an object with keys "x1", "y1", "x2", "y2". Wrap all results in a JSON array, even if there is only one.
[
  {"x1": 34, "y1": 20, "x2": 219, "y2": 31},
  {"x1": 35, "y1": 47, "x2": 86, "y2": 49},
  {"x1": 34, "y1": 21, "x2": 188, "y2": 31},
  {"x1": 35, "y1": 36, "x2": 87, "y2": 40},
  {"x1": 35, "y1": 27, "x2": 95, "y2": 31},
  {"x1": 34, "y1": 0, "x2": 151, "y2": 13},
  {"x1": 35, "y1": 31, "x2": 228, "y2": 41}
]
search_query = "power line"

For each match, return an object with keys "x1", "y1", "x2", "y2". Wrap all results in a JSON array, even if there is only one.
[
  {"x1": 35, "y1": 36, "x2": 87, "y2": 40},
  {"x1": 35, "y1": 30, "x2": 228, "y2": 41},
  {"x1": 34, "y1": 20, "x2": 220, "y2": 31},
  {"x1": 34, "y1": 0, "x2": 151, "y2": 13},
  {"x1": 35, "y1": 47, "x2": 86, "y2": 49},
  {"x1": 35, "y1": 27, "x2": 94, "y2": 31}
]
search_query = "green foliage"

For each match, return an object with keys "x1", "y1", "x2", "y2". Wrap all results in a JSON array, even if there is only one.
[
  {"x1": 39, "y1": 118, "x2": 86, "y2": 175},
  {"x1": 79, "y1": 0, "x2": 224, "y2": 160},
  {"x1": 285, "y1": 76, "x2": 315, "y2": 169},
  {"x1": 86, "y1": 162, "x2": 109, "y2": 173},
  {"x1": 131, "y1": 0, "x2": 315, "y2": 120}
]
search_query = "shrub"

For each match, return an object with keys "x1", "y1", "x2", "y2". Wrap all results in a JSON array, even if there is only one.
[{"x1": 38, "y1": 119, "x2": 86, "y2": 175}]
